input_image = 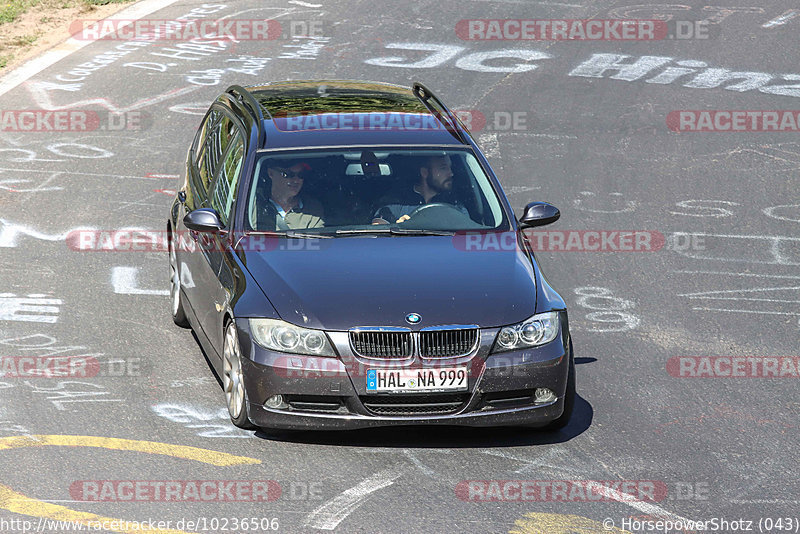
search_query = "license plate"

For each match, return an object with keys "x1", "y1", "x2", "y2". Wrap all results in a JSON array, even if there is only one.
[{"x1": 366, "y1": 367, "x2": 468, "y2": 393}]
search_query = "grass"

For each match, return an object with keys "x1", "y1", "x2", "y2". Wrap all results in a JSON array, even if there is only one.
[
  {"x1": 0, "y1": 0, "x2": 133, "y2": 71},
  {"x1": 10, "y1": 33, "x2": 38, "y2": 46},
  {"x1": 0, "y1": 1, "x2": 41, "y2": 24},
  {"x1": 0, "y1": 0, "x2": 126, "y2": 26}
]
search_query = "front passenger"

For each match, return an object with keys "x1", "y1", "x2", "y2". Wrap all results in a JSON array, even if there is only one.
[{"x1": 257, "y1": 160, "x2": 325, "y2": 231}]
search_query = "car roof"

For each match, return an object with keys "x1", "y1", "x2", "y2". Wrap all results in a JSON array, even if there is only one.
[{"x1": 240, "y1": 80, "x2": 468, "y2": 149}]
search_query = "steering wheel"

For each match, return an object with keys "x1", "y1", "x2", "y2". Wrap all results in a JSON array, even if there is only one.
[
  {"x1": 407, "y1": 202, "x2": 462, "y2": 218},
  {"x1": 402, "y1": 202, "x2": 482, "y2": 229}
]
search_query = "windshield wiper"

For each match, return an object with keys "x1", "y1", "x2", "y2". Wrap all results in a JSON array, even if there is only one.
[
  {"x1": 243, "y1": 231, "x2": 333, "y2": 239},
  {"x1": 388, "y1": 228, "x2": 455, "y2": 236},
  {"x1": 333, "y1": 228, "x2": 455, "y2": 236},
  {"x1": 334, "y1": 228, "x2": 391, "y2": 236},
  {"x1": 284, "y1": 230, "x2": 333, "y2": 239}
]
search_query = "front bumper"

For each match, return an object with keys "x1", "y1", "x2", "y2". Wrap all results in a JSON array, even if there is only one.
[{"x1": 235, "y1": 317, "x2": 571, "y2": 430}]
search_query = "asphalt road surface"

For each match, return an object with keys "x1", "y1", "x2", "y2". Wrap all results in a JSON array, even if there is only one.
[{"x1": 0, "y1": 0, "x2": 798, "y2": 533}]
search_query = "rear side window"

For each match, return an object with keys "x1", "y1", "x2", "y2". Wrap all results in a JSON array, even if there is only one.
[
  {"x1": 209, "y1": 132, "x2": 245, "y2": 227},
  {"x1": 196, "y1": 110, "x2": 219, "y2": 195},
  {"x1": 196, "y1": 110, "x2": 238, "y2": 197}
]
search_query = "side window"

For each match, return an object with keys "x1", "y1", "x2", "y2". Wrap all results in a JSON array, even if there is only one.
[
  {"x1": 219, "y1": 115, "x2": 237, "y2": 155},
  {"x1": 196, "y1": 109, "x2": 221, "y2": 196},
  {"x1": 193, "y1": 108, "x2": 215, "y2": 157},
  {"x1": 209, "y1": 131, "x2": 245, "y2": 227}
]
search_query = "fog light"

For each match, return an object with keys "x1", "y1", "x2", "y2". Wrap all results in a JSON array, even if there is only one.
[
  {"x1": 534, "y1": 388, "x2": 556, "y2": 404},
  {"x1": 265, "y1": 395, "x2": 284, "y2": 409}
]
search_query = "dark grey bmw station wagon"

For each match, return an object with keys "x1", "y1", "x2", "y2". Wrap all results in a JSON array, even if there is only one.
[{"x1": 168, "y1": 80, "x2": 575, "y2": 431}]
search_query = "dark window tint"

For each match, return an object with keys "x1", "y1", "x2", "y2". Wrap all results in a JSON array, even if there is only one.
[
  {"x1": 209, "y1": 132, "x2": 245, "y2": 226},
  {"x1": 196, "y1": 109, "x2": 237, "y2": 197}
]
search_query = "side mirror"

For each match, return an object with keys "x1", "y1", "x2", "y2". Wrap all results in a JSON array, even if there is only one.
[
  {"x1": 519, "y1": 202, "x2": 560, "y2": 229},
  {"x1": 183, "y1": 208, "x2": 224, "y2": 233}
]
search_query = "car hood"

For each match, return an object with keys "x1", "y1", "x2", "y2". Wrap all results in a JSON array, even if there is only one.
[{"x1": 240, "y1": 234, "x2": 537, "y2": 331}]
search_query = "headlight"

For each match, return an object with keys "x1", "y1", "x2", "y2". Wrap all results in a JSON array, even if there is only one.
[
  {"x1": 249, "y1": 319, "x2": 336, "y2": 356},
  {"x1": 492, "y1": 311, "x2": 560, "y2": 353}
]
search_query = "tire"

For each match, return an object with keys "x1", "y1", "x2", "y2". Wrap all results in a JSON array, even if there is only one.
[
  {"x1": 169, "y1": 229, "x2": 190, "y2": 328},
  {"x1": 222, "y1": 322, "x2": 257, "y2": 430},
  {"x1": 543, "y1": 344, "x2": 576, "y2": 431}
]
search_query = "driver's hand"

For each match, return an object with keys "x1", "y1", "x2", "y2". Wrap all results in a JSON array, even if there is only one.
[{"x1": 395, "y1": 215, "x2": 411, "y2": 223}]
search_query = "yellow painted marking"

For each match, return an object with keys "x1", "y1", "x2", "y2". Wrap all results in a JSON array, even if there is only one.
[
  {"x1": 0, "y1": 435, "x2": 260, "y2": 466},
  {"x1": 510, "y1": 512, "x2": 632, "y2": 534},
  {"x1": 0, "y1": 434, "x2": 262, "y2": 533},
  {"x1": 0, "y1": 483, "x2": 191, "y2": 533}
]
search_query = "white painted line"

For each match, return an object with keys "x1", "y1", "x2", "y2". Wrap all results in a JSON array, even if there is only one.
[
  {"x1": 111, "y1": 267, "x2": 169, "y2": 296},
  {"x1": 518, "y1": 132, "x2": 578, "y2": 140},
  {"x1": 592, "y1": 483, "x2": 694, "y2": 524},
  {"x1": 0, "y1": 293, "x2": 62, "y2": 323},
  {"x1": 0, "y1": 167, "x2": 171, "y2": 180},
  {"x1": 679, "y1": 286, "x2": 800, "y2": 297},
  {"x1": 672, "y1": 232, "x2": 800, "y2": 241},
  {"x1": 470, "y1": 0, "x2": 582, "y2": 6},
  {"x1": 304, "y1": 467, "x2": 403, "y2": 531},
  {"x1": 763, "y1": 10, "x2": 800, "y2": 28},
  {"x1": 484, "y1": 449, "x2": 695, "y2": 524},
  {"x1": 532, "y1": 1, "x2": 582, "y2": 6},
  {"x1": 0, "y1": 0, "x2": 183, "y2": 98},
  {"x1": 403, "y1": 449, "x2": 435, "y2": 477},
  {"x1": 0, "y1": 178, "x2": 63, "y2": 193},
  {"x1": 481, "y1": 449, "x2": 583, "y2": 476},
  {"x1": 288, "y1": 0, "x2": 323, "y2": 6},
  {"x1": 687, "y1": 297, "x2": 800, "y2": 303},
  {"x1": 0, "y1": 219, "x2": 96, "y2": 248},
  {"x1": 731, "y1": 499, "x2": 800, "y2": 504},
  {"x1": 692, "y1": 307, "x2": 800, "y2": 316},
  {"x1": 673, "y1": 270, "x2": 800, "y2": 279},
  {"x1": 355, "y1": 447, "x2": 452, "y2": 454}
]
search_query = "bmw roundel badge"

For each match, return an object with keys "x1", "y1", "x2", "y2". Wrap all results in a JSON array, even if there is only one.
[{"x1": 405, "y1": 313, "x2": 421, "y2": 324}]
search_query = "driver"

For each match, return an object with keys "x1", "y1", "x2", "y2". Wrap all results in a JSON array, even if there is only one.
[{"x1": 371, "y1": 155, "x2": 469, "y2": 224}]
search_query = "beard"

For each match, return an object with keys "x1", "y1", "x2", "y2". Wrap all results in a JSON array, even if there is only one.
[{"x1": 426, "y1": 174, "x2": 453, "y2": 194}]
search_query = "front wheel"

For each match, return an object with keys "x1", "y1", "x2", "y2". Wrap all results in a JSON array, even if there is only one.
[
  {"x1": 223, "y1": 322, "x2": 256, "y2": 430},
  {"x1": 169, "y1": 230, "x2": 190, "y2": 328}
]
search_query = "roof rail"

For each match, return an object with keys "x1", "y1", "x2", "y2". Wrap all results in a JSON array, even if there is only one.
[
  {"x1": 225, "y1": 85, "x2": 266, "y2": 146},
  {"x1": 412, "y1": 82, "x2": 470, "y2": 144},
  {"x1": 226, "y1": 85, "x2": 264, "y2": 121}
]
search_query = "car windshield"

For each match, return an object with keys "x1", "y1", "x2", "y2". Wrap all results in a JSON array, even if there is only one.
[{"x1": 245, "y1": 148, "x2": 509, "y2": 235}]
